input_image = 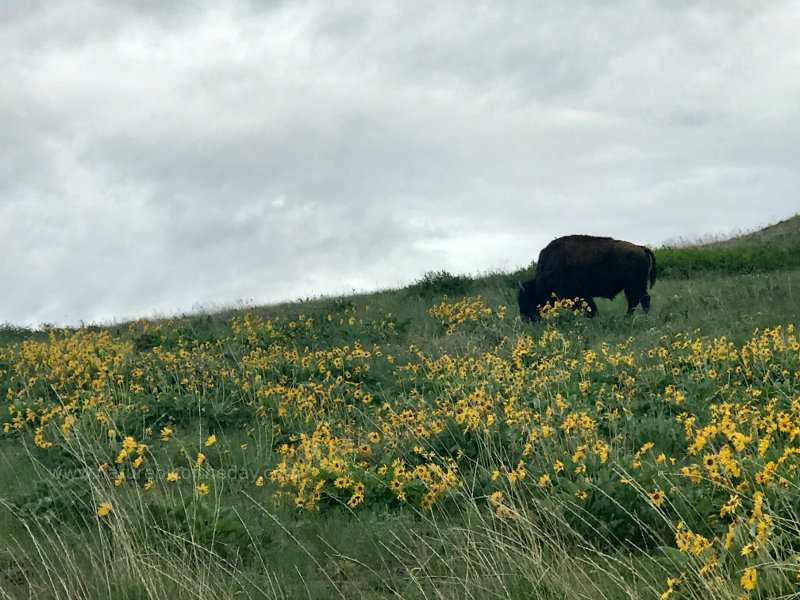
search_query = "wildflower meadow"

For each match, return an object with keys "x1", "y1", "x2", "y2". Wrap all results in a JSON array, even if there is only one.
[{"x1": 2, "y1": 222, "x2": 800, "y2": 599}]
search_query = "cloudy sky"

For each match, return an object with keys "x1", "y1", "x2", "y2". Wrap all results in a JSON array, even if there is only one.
[{"x1": 2, "y1": 1, "x2": 798, "y2": 327}]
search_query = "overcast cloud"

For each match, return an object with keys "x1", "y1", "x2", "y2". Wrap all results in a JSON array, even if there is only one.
[{"x1": 2, "y1": 1, "x2": 798, "y2": 327}]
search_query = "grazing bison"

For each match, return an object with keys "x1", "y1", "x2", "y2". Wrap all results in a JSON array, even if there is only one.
[{"x1": 518, "y1": 235, "x2": 656, "y2": 322}]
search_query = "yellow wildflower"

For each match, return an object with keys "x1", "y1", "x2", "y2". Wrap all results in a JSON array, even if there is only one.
[
  {"x1": 740, "y1": 568, "x2": 756, "y2": 591},
  {"x1": 649, "y1": 489, "x2": 666, "y2": 507},
  {"x1": 740, "y1": 542, "x2": 758, "y2": 556},
  {"x1": 720, "y1": 494, "x2": 741, "y2": 518},
  {"x1": 699, "y1": 553, "x2": 718, "y2": 574},
  {"x1": 660, "y1": 576, "x2": 680, "y2": 600}
]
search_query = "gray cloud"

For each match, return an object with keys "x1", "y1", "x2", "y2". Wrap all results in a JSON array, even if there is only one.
[{"x1": 2, "y1": 0, "x2": 798, "y2": 326}]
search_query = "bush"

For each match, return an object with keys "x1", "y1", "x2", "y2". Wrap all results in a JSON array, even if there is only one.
[{"x1": 407, "y1": 270, "x2": 474, "y2": 298}]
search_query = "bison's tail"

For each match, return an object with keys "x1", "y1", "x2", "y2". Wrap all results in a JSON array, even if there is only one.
[{"x1": 646, "y1": 248, "x2": 657, "y2": 288}]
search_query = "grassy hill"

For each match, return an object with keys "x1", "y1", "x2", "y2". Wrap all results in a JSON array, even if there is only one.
[
  {"x1": 1, "y1": 215, "x2": 799, "y2": 600},
  {"x1": 706, "y1": 214, "x2": 800, "y2": 248},
  {"x1": 653, "y1": 214, "x2": 800, "y2": 279}
]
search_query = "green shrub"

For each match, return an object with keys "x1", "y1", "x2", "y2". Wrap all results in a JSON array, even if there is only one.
[{"x1": 406, "y1": 270, "x2": 474, "y2": 298}]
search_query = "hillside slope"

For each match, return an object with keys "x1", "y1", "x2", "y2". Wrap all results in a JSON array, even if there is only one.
[
  {"x1": 654, "y1": 213, "x2": 800, "y2": 278},
  {"x1": 706, "y1": 213, "x2": 800, "y2": 248}
]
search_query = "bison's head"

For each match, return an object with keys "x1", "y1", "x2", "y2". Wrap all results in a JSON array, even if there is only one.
[{"x1": 517, "y1": 279, "x2": 541, "y2": 323}]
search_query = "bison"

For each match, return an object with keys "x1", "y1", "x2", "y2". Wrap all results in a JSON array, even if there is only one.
[{"x1": 518, "y1": 235, "x2": 657, "y2": 322}]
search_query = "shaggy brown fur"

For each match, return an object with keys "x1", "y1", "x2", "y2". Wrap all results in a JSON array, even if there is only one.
[{"x1": 518, "y1": 235, "x2": 657, "y2": 322}]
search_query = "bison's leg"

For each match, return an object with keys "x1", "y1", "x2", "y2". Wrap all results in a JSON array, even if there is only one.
[
  {"x1": 624, "y1": 289, "x2": 642, "y2": 315},
  {"x1": 624, "y1": 286, "x2": 651, "y2": 315},
  {"x1": 641, "y1": 293, "x2": 651, "y2": 313}
]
